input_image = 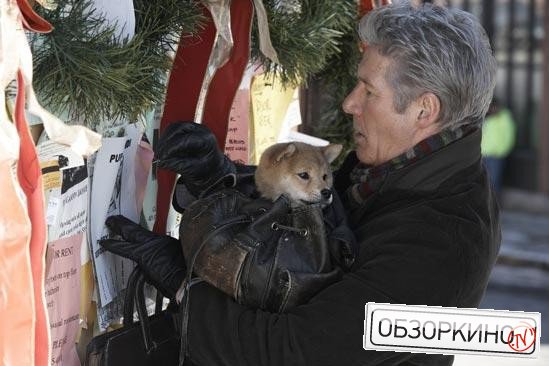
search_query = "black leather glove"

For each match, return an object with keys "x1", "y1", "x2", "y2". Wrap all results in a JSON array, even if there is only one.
[
  {"x1": 155, "y1": 121, "x2": 236, "y2": 197},
  {"x1": 99, "y1": 215, "x2": 186, "y2": 300}
]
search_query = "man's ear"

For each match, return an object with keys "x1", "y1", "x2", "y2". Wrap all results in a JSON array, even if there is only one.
[
  {"x1": 416, "y1": 92, "x2": 441, "y2": 129},
  {"x1": 275, "y1": 143, "x2": 297, "y2": 163},
  {"x1": 322, "y1": 144, "x2": 343, "y2": 164}
]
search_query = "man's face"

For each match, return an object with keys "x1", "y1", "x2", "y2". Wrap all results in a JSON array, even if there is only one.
[{"x1": 342, "y1": 46, "x2": 423, "y2": 166}]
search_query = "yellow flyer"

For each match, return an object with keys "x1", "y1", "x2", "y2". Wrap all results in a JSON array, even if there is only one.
[{"x1": 250, "y1": 73, "x2": 296, "y2": 164}]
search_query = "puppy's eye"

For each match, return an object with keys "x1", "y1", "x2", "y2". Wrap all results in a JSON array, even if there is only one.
[
  {"x1": 323, "y1": 174, "x2": 327, "y2": 181},
  {"x1": 298, "y1": 172, "x2": 310, "y2": 180}
]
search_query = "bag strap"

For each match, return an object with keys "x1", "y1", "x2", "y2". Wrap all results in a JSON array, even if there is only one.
[
  {"x1": 122, "y1": 266, "x2": 162, "y2": 354},
  {"x1": 155, "y1": 289, "x2": 164, "y2": 315},
  {"x1": 197, "y1": 173, "x2": 237, "y2": 199},
  {"x1": 123, "y1": 266, "x2": 142, "y2": 326},
  {"x1": 135, "y1": 273, "x2": 157, "y2": 354}
]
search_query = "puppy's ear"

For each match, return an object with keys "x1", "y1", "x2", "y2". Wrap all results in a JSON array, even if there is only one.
[
  {"x1": 275, "y1": 143, "x2": 297, "y2": 163},
  {"x1": 322, "y1": 144, "x2": 342, "y2": 164}
]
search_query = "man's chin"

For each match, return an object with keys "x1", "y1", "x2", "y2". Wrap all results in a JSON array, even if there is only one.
[{"x1": 355, "y1": 150, "x2": 374, "y2": 165}]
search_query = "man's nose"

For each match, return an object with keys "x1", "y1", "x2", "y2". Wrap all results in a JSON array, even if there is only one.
[
  {"x1": 342, "y1": 85, "x2": 360, "y2": 115},
  {"x1": 321, "y1": 189, "x2": 332, "y2": 200}
]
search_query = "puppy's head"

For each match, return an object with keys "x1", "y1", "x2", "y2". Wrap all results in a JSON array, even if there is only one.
[{"x1": 255, "y1": 142, "x2": 342, "y2": 207}]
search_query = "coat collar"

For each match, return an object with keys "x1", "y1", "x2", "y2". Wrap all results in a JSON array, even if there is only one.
[
  {"x1": 378, "y1": 128, "x2": 482, "y2": 193},
  {"x1": 342, "y1": 128, "x2": 483, "y2": 226}
]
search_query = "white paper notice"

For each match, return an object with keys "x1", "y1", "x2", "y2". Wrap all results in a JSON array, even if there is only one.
[{"x1": 89, "y1": 124, "x2": 142, "y2": 329}]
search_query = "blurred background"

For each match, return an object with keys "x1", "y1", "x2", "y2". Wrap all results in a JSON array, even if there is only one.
[{"x1": 301, "y1": 0, "x2": 548, "y2": 364}]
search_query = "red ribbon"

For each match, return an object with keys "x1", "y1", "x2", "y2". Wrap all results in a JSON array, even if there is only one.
[
  {"x1": 154, "y1": 0, "x2": 253, "y2": 234},
  {"x1": 359, "y1": 0, "x2": 392, "y2": 17},
  {"x1": 16, "y1": 0, "x2": 53, "y2": 33}
]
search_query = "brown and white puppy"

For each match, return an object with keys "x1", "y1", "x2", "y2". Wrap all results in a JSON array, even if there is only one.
[
  {"x1": 175, "y1": 142, "x2": 342, "y2": 303},
  {"x1": 254, "y1": 142, "x2": 342, "y2": 207}
]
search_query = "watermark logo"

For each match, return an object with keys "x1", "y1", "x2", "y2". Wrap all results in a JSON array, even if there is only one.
[
  {"x1": 364, "y1": 303, "x2": 541, "y2": 358},
  {"x1": 507, "y1": 321, "x2": 537, "y2": 353}
]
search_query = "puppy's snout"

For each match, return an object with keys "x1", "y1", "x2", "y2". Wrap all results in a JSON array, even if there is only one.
[{"x1": 321, "y1": 189, "x2": 332, "y2": 200}]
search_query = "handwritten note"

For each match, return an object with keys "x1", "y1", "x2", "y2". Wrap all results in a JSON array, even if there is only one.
[
  {"x1": 250, "y1": 73, "x2": 296, "y2": 164},
  {"x1": 225, "y1": 89, "x2": 250, "y2": 164}
]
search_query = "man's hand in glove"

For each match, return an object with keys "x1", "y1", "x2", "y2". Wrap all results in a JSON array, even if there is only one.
[
  {"x1": 155, "y1": 121, "x2": 236, "y2": 197},
  {"x1": 99, "y1": 215, "x2": 185, "y2": 300}
]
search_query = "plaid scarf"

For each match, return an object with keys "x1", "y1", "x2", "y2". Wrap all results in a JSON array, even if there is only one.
[{"x1": 346, "y1": 126, "x2": 475, "y2": 205}]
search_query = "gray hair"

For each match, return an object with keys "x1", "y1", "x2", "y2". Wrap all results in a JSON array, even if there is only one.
[{"x1": 358, "y1": 1, "x2": 497, "y2": 130}]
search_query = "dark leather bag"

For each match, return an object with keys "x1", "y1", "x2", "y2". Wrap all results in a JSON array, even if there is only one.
[
  {"x1": 178, "y1": 174, "x2": 355, "y2": 313},
  {"x1": 176, "y1": 174, "x2": 355, "y2": 364},
  {"x1": 85, "y1": 266, "x2": 180, "y2": 366}
]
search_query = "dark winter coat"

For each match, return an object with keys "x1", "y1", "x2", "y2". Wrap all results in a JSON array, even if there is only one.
[{"x1": 185, "y1": 128, "x2": 501, "y2": 366}]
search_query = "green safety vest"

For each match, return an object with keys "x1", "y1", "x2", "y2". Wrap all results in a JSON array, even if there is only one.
[{"x1": 481, "y1": 109, "x2": 516, "y2": 158}]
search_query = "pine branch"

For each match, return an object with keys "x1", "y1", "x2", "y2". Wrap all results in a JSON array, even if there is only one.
[
  {"x1": 314, "y1": 25, "x2": 362, "y2": 167},
  {"x1": 252, "y1": 0, "x2": 356, "y2": 86},
  {"x1": 31, "y1": 0, "x2": 205, "y2": 129}
]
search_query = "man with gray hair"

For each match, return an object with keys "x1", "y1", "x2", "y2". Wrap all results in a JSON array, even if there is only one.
[{"x1": 102, "y1": 2, "x2": 501, "y2": 365}]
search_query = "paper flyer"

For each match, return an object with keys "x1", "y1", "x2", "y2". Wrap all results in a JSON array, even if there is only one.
[
  {"x1": 278, "y1": 89, "x2": 329, "y2": 146},
  {"x1": 225, "y1": 89, "x2": 251, "y2": 164},
  {"x1": 225, "y1": 65, "x2": 258, "y2": 164},
  {"x1": 38, "y1": 140, "x2": 92, "y2": 366},
  {"x1": 89, "y1": 123, "x2": 143, "y2": 329},
  {"x1": 135, "y1": 138, "x2": 154, "y2": 223},
  {"x1": 45, "y1": 234, "x2": 84, "y2": 366},
  {"x1": 141, "y1": 106, "x2": 161, "y2": 230},
  {"x1": 250, "y1": 73, "x2": 296, "y2": 164}
]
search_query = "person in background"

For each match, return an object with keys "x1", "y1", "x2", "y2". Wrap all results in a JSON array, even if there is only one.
[{"x1": 481, "y1": 99, "x2": 516, "y2": 196}]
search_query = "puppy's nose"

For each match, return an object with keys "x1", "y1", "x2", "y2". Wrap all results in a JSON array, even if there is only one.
[{"x1": 321, "y1": 189, "x2": 332, "y2": 200}]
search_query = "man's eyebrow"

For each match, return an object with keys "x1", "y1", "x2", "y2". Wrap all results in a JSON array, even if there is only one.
[{"x1": 357, "y1": 74, "x2": 376, "y2": 88}]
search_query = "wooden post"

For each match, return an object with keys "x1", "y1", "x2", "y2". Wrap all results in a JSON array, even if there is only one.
[{"x1": 539, "y1": 0, "x2": 549, "y2": 194}]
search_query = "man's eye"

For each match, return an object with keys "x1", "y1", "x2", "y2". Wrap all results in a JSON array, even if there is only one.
[
  {"x1": 366, "y1": 90, "x2": 373, "y2": 96},
  {"x1": 298, "y1": 172, "x2": 310, "y2": 180}
]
